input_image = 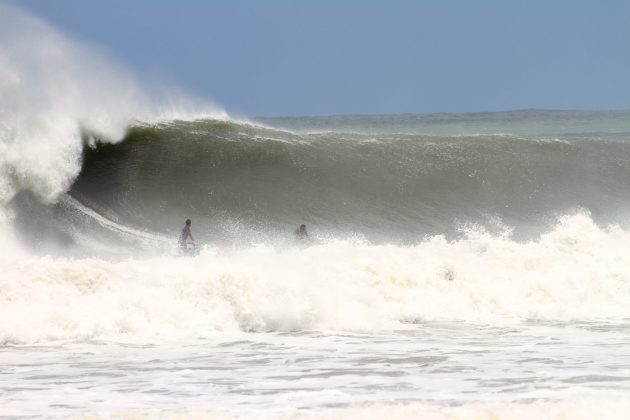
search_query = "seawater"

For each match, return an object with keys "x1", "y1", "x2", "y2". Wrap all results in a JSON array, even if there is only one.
[
  {"x1": 3, "y1": 3, "x2": 630, "y2": 419},
  {"x1": 4, "y1": 324, "x2": 630, "y2": 418},
  {"x1": 4, "y1": 219, "x2": 630, "y2": 417}
]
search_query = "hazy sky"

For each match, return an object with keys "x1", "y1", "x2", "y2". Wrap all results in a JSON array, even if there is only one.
[{"x1": 6, "y1": 0, "x2": 630, "y2": 116}]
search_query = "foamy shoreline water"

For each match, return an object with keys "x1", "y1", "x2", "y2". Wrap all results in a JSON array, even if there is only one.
[
  {"x1": 4, "y1": 323, "x2": 630, "y2": 418},
  {"x1": 67, "y1": 399, "x2": 630, "y2": 420}
]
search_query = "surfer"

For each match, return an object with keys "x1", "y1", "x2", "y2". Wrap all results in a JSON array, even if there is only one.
[
  {"x1": 179, "y1": 219, "x2": 196, "y2": 251},
  {"x1": 294, "y1": 224, "x2": 309, "y2": 242}
]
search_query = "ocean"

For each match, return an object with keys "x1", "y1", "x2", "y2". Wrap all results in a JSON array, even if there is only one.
[
  {"x1": 3, "y1": 4, "x2": 630, "y2": 419},
  {"x1": 5, "y1": 110, "x2": 630, "y2": 419}
]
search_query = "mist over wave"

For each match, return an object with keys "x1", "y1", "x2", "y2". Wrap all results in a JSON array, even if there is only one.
[{"x1": 0, "y1": 4, "x2": 226, "y2": 207}]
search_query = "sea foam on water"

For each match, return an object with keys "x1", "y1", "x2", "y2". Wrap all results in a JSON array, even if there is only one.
[{"x1": 2, "y1": 213, "x2": 630, "y2": 345}]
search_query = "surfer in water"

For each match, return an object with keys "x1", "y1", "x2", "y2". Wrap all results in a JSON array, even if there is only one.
[
  {"x1": 179, "y1": 219, "x2": 196, "y2": 252},
  {"x1": 294, "y1": 224, "x2": 309, "y2": 242}
]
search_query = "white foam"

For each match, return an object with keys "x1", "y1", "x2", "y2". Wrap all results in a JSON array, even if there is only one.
[
  {"x1": 2, "y1": 214, "x2": 630, "y2": 344},
  {"x1": 43, "y1": 395, "x2": 630, "y2": 419},
  {"x1": 283, "y1": 397, "x2": 630, "y2": 420},
  {"x1": 0, "y1": 4, "x2": 227, "y2": 205}
]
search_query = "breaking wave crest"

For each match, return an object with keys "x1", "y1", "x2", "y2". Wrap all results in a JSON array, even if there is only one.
[{"x1": 0, "y1": 4, "x2": 227, "y2": 207}]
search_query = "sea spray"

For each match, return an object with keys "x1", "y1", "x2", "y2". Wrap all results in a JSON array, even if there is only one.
[
  {"x1": 0, "y1": 5, "x2": 136, "y2": 203},
  {"x1": 0, "y1": 4, "x2": 226, "y2": 205},
  {"x1": 0, "y1": 4, "x2": 229, "y2": 257}
]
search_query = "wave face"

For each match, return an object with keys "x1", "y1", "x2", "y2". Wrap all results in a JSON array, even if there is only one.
[{"x1": 66, "y1": 113, "x2": 630, "y2": 247}]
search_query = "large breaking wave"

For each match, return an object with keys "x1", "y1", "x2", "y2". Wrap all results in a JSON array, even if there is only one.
[
  {"x1": 6, "y1": 115, "x2": 630, "y2": 343},
  {"x1": 69, "y1": 119, "x2": 630, "y2": 248},
  {"x1": 4, "y1": 4, "x2": 630, "y2": 344},
  {"x1": 0, "y1": 4, "x2": 225, "y2": 255},
  {"x1": 10, "y1": 116, "x2": 630, "y2": 254}
]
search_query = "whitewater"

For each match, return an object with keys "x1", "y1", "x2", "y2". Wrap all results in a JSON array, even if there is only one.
[{"x1": 3, "y1": 4, "x2": 630, "y2": 419}]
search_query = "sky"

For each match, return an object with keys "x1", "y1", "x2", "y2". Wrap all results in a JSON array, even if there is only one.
[{"x1": 4, "y1": 0, "x2": 630, "y2": 116}]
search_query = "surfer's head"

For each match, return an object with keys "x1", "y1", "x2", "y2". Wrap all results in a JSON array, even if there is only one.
[{"x1": 185, "y1": 219, "x2": 191, "y2": 226}]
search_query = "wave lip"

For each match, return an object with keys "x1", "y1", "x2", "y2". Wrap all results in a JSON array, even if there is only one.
[{"x1": 0, "y1": 4, "x2": 228, "y2": 206}]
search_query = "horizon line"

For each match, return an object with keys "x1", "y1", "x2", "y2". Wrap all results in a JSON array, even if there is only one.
[{"x1": 253, "y1": 108, "x2": 630, "y2": 120}]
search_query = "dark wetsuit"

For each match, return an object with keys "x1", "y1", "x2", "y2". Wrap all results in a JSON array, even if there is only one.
[
  {"x1": 180, "y1": 225, "x2": 192, "y2": 247},
  {"x1": 294, "y1": 227, "x2": 308, "y2": 241}
]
